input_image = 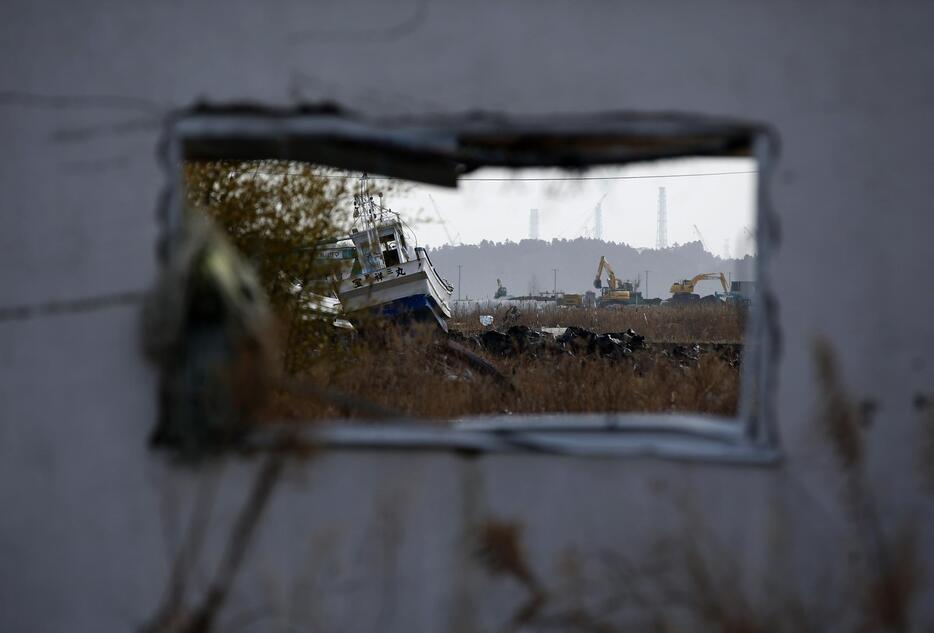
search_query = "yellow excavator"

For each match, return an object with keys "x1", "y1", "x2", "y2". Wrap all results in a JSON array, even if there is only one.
[
  {"x1": 593, "y1": 256, "x2": 631, "y2": 306},
  {"x1": 669, "y1": 272, "x2": 728, "y2": 303}
]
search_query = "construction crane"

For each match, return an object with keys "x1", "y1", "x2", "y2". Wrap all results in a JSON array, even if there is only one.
[
  {"x1": 593, "y1": 256, "x2": 631, "y2": 306},
  {"x1": 743, "y1": 225, "x2": 757, "y2": 255},
  {"x1": 693, "y1": 224, "x2": 709, "y2": 252},
  {"x1": 428, "y1": 194, "x2": 461, "y2": 246},
  {"x1": 559, "y1": 193, "x2": 608, "y2": 239},
  {"x1": 669, "y1": 272, "x2": 729, "y2": 303}
]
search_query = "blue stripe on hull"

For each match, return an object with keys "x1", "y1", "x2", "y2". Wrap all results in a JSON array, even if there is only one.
[{"x1": 365, "y1": 294, "x2": 449, "y2": 331}]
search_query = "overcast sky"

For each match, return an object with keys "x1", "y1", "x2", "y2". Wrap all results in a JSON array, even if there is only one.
[{"x1": 390, "y1": 157, "x2": 757, "y2": 257}]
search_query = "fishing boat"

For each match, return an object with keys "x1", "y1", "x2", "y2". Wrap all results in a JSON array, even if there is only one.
[{"x1": 335, "y1": 175, "x2": 454, "y2": 329}]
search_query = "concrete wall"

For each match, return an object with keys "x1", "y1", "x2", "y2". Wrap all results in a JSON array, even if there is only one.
[{"x1": 2, "y1": 1, "x2": 934, "y2": 630}]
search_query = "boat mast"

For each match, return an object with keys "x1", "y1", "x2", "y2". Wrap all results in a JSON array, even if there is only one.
[{"x1": 354, "y1": 172, "x2": 393, "y2": 273}]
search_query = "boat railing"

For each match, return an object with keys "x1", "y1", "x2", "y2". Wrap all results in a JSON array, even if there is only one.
[{"x1": 415, "y1": 247, "x2": 454, "y2": 293}]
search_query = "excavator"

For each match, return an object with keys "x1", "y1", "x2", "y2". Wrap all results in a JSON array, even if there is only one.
[
  {"x1": 668, "y1": 272, "x2": 728, "y2": 303},
  {"x1": 494, "y1": 278, "x2": 508, "y2": 299},
  {"x1": 593, "y1": 256, "x2": 633, "y2": 307}
]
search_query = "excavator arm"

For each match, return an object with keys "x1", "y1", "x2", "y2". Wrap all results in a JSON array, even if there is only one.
[
  {"x1": 683, "y1": 272, "x2": 729, "y2": 294},
  {"x1": 688, "y1": 273, "x2": 728, "y2": 293},
  {"x1": 594, "y1": 256, "x2": 618, "y2": 289},
  {"x1": 593, "y1": 257, "x2": 606, "y2": 288}
]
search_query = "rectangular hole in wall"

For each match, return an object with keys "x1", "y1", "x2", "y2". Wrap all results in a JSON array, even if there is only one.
[{"x1": 157, "y1": 112, "x2": 776, "y2": 460}]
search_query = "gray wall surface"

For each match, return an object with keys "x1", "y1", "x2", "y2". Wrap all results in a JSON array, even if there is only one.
[{"x1": 2, "y1": 1, "x2": 934, "y2": 631}]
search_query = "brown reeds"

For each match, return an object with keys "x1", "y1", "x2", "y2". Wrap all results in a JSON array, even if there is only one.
[{"x1": 270, "y1": 306, "x2": 743, "y2": 422}]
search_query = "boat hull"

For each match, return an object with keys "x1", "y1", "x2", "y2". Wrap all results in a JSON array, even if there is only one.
[
  {"x1": 364, "y1": 293, "x2": 450, "y2": 330},
  {"x1": 337, "y1": 257, "x2": 453, "y2": 329}
]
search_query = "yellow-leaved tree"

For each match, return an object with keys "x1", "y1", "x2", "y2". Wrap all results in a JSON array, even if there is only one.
[{"x1": 184, "y1": 160, "x2": 360, "y2": 374}]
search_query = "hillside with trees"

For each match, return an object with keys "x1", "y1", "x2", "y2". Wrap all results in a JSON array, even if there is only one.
[{"x1": 428, "y1": 238, "x2": 755, "y2": 300}]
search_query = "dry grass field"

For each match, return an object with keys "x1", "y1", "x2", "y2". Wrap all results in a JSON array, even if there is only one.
[{"x1": 270, "y1": 303, "x2": 747, "y2": 423}]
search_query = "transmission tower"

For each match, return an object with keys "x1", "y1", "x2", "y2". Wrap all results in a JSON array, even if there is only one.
[
  {"x1": 529, "y1": 208, "x2": 540, "y2": 240},
  {"x1": 594, "y1": 195, "x2": 605, "y2": 240},
  {"x1": 655, "y1": 187, "x2": 668, "y2": 249}
]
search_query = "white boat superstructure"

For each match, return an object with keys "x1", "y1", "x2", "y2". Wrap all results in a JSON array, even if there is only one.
[{"x1": 335, "y1": 175, "x2": 454, "y2": 329}]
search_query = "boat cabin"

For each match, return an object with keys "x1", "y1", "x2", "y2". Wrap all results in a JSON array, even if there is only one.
[{"x1": 350, "y1": 222, "x2": 412, "y2": 275}]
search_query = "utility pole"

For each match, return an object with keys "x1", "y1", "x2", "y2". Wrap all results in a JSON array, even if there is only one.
[
  {"x1": 645, "y1": 270, "x2": 650, "y2": 298},
  {"x1": 552, "y1": 268, "x2": 558, "y2": 294},
  {"x1": 457, "y1": 265, "x2": 462, "y2": 302}
]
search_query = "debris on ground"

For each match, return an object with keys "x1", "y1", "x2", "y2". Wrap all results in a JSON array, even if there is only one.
[
  {"x1": 669, "y1": 344, "x2": 701, "y2": 362},
  {"x1": 540, "y1": 327, "x2": 568, "y2": 338},
  {"x1": 610, "y1": 328, "x2": 646, "y2": 350},
  {"x1": 502, "y1": 305, "x2": 521, "y2": 328},
  {"x1": 438, "y1": 339, "x2": 514, "y2": 390},
  {"x1": 460, "y1": 324, "x2": 740, "y2": 369}
]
